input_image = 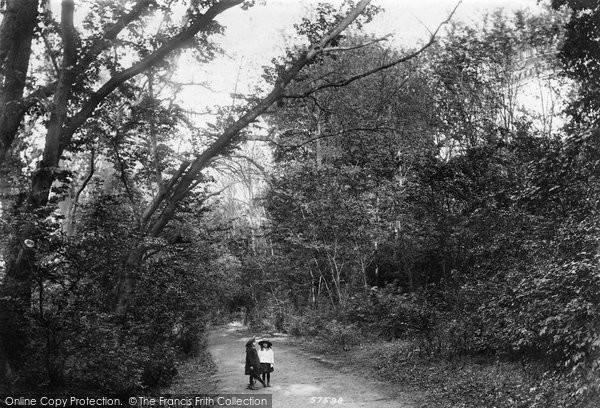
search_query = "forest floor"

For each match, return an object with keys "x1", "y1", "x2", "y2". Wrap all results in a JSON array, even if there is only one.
[{"x1": 166, "y1": 322, "x2": 419, "y2": 408}]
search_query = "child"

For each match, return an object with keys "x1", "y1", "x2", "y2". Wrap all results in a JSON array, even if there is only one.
[
  {"x1": 245, "y1": 337, "x2": 265, "y2": 390},
  {"x1": 257, "y1": 339, "x2": 274, "y2": 387}
]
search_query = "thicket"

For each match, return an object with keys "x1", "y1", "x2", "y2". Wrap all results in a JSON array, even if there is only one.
[
  {"x1": 0, "y1": 192, "x2": 224, "y2": 392},
  {"x1": 247, "y1": 6, "x2": 600, "y2": 407}
]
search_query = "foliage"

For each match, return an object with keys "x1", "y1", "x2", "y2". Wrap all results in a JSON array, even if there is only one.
[
  {"x1": 364, "y1": 343, "x2": 586, "y2": 408},
  {"x1": 551, "y1": 0, "x2": 600, "y2": 128},
  {"x1": 260, "y1": 7, "x2": 599, "y2": 405},
  {"x1": 0, "y1": 192, "x2": 224, "y2": 392},
  {"x1": 284, "y1": 308, "x2": 335, "y2": 338},
  {"x1": 315, "y1": 320, "x2": 361, "y2": 350},
  {"x1": 1, "y1": 0, "x2": 387, "y2": 388}
]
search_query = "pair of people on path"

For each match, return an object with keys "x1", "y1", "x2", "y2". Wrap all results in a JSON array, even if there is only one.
[{"x1": 245, "y1": 337, "x2": 274, "y2": 390}]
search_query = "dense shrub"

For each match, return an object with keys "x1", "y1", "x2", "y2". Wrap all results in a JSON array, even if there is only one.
[
  {"x1": 62, "y1": 323, "x2": 148, "y2": 392},
  {"x1": 142, "y1": 346, "x2": 178, "y2": 389},
  {"x1": 1, "y1": 195, "x2": 216, "y2": 392},
  {"x1": 315, "y1": 320, "x2": 361, "y2": 349},
  {"x1": 343, "y1": 286, "x2": 436, "y2": 343},
  {"x1": 283, "y1": 308, "x2": 333, "y2": 337}
]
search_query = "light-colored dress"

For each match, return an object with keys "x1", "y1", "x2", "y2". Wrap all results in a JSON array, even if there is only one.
[{"x1": 258, "y1": 348, "x2": 274, "y2": 373}]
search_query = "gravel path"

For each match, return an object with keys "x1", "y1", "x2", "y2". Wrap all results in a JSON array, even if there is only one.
[{"x1": 206, "y1": 323, "x2": 416, "y2": 408}]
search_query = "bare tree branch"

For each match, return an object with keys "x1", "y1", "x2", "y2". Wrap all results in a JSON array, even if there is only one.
[
  {"x1": 284, "y1": 1, "x2": 462, "y2": 99},
  {"x1": 229, "y1": 154, "x2": 268, "y2": 176},
  {"x1": 191, "y1": 183, "x2": 230, "y2": 201},
  {"x1": 322, "y1": 35, "x2": 391, "y2": 53},
  {"x1": 26, "y1": 0, "x2": 243, "y2": 210},
  {"x1": 76, "y1": 0, "x2": 156, "y2": 78},
  {"x1": 140, "y1": 160, "x2": 190, "y2": 230},
  {"x1": 40, "y1": 31, "x2": 60, "y2": 78},
  {"x1": 147, "y1": 70, "x2": 165, "y2": 192},
  {"x1": 0, "y1": 0, "x2": 156, "y2": 167},
  {"x1": 63, "y1": 0, "x2": 244, "y2": 148},
  {"x1": 66, "y1": 147, "x2": 96, "y2": 236}
]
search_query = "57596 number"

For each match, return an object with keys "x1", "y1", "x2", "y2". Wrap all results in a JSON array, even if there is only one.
[{"x1": 310, "y1": 397, "x2": 344, "y2": 404}]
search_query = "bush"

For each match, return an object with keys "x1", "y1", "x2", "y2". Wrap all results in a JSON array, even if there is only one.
[
  {"x1": 1, "y1": 194, "x2": 214, "y2": 393},
  {"x1": 316, "y1": 320, "x2": 361, "y2": 349},
  {"x1": 343, "y1": 286, "x2": 436, "y2": 343},
  {"x1": 62, "y1": 318, "x2": 148, "y2": 392},
  {"x1": 142, "y1": 346, "x2": 178, "y2": 389},
  {"x1": 283, "y1": 308, "x2": 332, "y2": 337},
  {"x1": 508, "y1": 258, "x2": 600, "y2": 398},
  {"x1": 174, "y1": 321, "x2": 204, "y2": 357}
]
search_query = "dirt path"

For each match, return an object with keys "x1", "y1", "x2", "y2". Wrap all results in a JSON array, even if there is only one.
[{"x1": 207, "y1": 323, "x2": 416, "y2": 408}]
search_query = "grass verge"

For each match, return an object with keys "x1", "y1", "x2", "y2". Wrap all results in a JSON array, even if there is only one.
[
  {"x1": 162, "y1": 340, "x2": 217, "y2": 395},
  {"x1": 295, "y1": 336, "x2": 594, "y2": 408}
]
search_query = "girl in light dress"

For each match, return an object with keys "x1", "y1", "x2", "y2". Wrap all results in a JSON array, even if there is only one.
[{"x1": 257, "y1": 339, "x2": 274, "y2": 387}]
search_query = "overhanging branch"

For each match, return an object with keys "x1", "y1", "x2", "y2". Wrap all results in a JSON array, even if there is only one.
[
  {"x1": 321, "y1": 35, "x2": 391, "y2": 53},
  {"x1": 62, "y1": 0, "x2": 244, "y2": 149},
  {"x1": 285, "y1": 0, "x2": 462, "y2": 99},
  {"x1": 77, "y1": 0, "x2": 156, "y2": 72},
  {"x1": 145, "y1": 0, "x2": 374, "y2": 237}
]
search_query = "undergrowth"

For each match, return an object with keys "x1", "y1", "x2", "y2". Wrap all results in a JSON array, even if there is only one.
[
  {"x1": 162, "y1": 341, "x2": 217, "y2": 395},
  {"x1": 361, "y1": 340, "x2": 591, "y2": 408},
  {"x1": 295, "y1": 332, "x2": 598, "y2": 408}
]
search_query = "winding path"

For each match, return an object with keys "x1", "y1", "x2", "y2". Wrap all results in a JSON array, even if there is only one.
[{"x1": 206, "y1": 323, "x2": 415, "y2": 408}]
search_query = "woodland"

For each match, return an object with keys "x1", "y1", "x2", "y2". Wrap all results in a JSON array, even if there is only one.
[{"x1": 0, "y1": 0, "x2": 599, "y2": 407}]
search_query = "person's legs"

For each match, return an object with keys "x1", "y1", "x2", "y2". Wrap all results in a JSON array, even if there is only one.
[
  {"x1": 266, "y1": 372, "x2": 271, "y2": 386},
  {"x1": 253, "y1": 372, "x2": 266, "y2": 387}
]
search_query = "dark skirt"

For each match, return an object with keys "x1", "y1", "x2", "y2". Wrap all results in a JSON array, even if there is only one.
[{"x1": 260, "y1": 363, "x2": 274, "y2": 373}]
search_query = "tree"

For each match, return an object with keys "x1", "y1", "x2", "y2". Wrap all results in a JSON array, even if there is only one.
[
  {"x1": 423, "y1": 8, "x2": 567, "y2": 152},
  {"x1": 262, "y1": 8, "x2": 565, "y2": 307},
  {"x1": 262, "y1": 34, "x2": 442, "y2": 309},
  {"x1": 551, "y1": 0, "x2": 600, "y2": 128}
]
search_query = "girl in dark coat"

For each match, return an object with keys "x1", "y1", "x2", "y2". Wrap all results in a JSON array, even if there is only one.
[{"x1": 245, "y1": 337, "x2": 265, "y2": 389}]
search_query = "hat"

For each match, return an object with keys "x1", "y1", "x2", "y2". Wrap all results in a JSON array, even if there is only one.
[
  {"x1": 245, "y1": 337, "x2": 256, "y2": 347},
  {"x1": 258, "y1": 339, "x2": 272, "y2": 348}
]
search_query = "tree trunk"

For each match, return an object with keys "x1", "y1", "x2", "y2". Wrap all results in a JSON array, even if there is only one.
[
  {"x1": 0, "y1": 0, "x2": 38, "y2": 166},
  {"x1": 31, "y1": 0, "x2": 78, "y2": 207},
  {"x1": 0, "y1": 0, "x2": 77, "y2": 381},
  {"x1": 0, "y1": 224, "x2": 37, "y2": 382},
  {"x1": 114, "y1": 245, "x2": 146, "y2": 315}
]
